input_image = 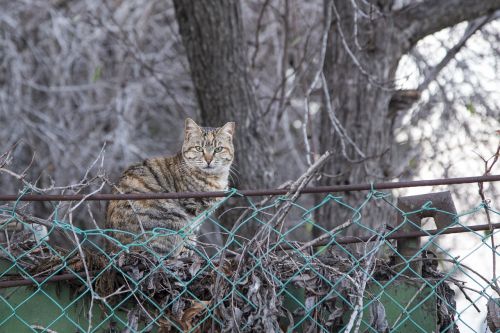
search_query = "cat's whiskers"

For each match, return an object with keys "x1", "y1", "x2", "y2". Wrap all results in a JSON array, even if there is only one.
[{"x1": 228, "y1": 166, "x2": 241, "y2": 186}]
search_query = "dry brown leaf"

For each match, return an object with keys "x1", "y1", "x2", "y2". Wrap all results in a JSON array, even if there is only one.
[{"x1": 180, "y1": 300, "x2": 210, "y2": 332}]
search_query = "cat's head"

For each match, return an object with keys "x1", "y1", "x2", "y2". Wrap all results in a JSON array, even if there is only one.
[{"x1": 182, "y1": 118, "x2": 235, "y2": 174}]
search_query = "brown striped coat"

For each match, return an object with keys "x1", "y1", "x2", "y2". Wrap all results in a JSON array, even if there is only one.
[{"x1": 106, "y1": 118, "x2": 235, "y2": 257}]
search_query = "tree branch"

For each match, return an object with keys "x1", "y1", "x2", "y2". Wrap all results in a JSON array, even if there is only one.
[
  {"x1": 394, "y1": 0, "x2": 500, "y2": 48},
  {"x1": 418, "y1": 14, "x2": 493, "y2": 92}
]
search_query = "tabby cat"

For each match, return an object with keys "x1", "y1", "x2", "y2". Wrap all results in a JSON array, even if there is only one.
[{"x1": 106, "y1": 118, "x2": 235, "y2": 256}]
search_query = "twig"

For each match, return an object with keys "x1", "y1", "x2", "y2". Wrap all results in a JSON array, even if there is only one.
[
  {"x1": 302, "y1": 0, "x2": 332, "y2": 166},
  {"x1": 251, "y1": 151, "x2": 331, "y2": 245},
  {"x1": 250, "y1": 0, "x2": 271, "y2": 69},
  {"x1": 330, "y1": 1, "x2": 392, "y2": 91},
  {"x1": 345, "y1": 235, "x2": 384, "y2": 333},
  {"x1": 418, "y1": 14, "x2": 493, "y2": 92},
  {"x1": 320, "y1": 72, "x2": 366, "y2": 162},
  {"x1": 67, "y1": 211, "x2": 95, "y2": 333},
  {"x1": 391, "y1": 283, "x2": 426, "y2": 329},
  {"x1": 456, "y1": 283, "x2": 481, "y2": 313},
  {"x1": 477, "y1": 139, "x2": 500, "y2": 294},
  {"x1": 295, "y1": 219, "x2": 352, "y2": 252},
  {"x1": 392, "y1": 257, "x2": 500, "y2": 295},
  {"x1": 277, "y1": 0, "x2": 290, "y2": 115},
  {"x1": 30, "y1": 325, "x2": 59, "y2": 333}
]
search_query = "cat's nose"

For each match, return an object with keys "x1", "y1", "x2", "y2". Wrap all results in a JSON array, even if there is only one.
[{"x1": 204, "y1": 153, "x2": 213, "y2": 165}]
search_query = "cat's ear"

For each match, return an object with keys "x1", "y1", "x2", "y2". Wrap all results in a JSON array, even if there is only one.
[
  {"x1": 185, "y1": 118, "x2": 201, "y2": 136},
  {"x1": 220, "y1": 122, "x2": 235, "y2": 137}
]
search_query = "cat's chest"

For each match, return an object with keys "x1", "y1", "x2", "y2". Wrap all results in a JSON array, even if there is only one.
[
  {"x1": 189, "y1": 174, "x2": 228, "y2": 192},
  {"x1": 210, "y1": 178, "x2": 228, "y2": 191}
]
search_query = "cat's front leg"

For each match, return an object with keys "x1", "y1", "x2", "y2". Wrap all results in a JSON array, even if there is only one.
[
  {"x1": 180, "y1": 198, "x2": 200, "y2": 216},
  {"x1": 180, "y1": 234, "x2": 197, "y2": 258}
]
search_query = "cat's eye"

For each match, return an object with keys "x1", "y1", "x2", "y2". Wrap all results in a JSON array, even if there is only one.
[
  {"x1": 195, "y1": 146, "x2": 203, "y2": 152},
  {"x1": 214, "y1": 147, "x2": 223, "y2": 153}
]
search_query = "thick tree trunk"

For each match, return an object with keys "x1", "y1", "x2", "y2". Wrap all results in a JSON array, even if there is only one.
[
  {"x1": 315, "y1": 1, "x2": 406, "y2": 238},
  {"x1": 315, "y1": 0, "x2": 500, "y2": 238},
  {"x1": 173, "y1": 0, "x2": 275, "y2": 190}
]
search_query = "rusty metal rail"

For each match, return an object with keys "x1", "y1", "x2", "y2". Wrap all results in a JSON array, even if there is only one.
[
  {"x1": 274, "y1": 222, "x2": 500, "y2": 250},
  {"x1": 0, "y1": 271, "x2": 90, "y2": 289},
  {"x1": 0, "y1": 174, "x2": 499, "y2": 202}
]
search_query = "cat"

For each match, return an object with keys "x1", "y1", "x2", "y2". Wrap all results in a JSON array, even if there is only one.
[{"x1": 106, "y1": 118, "x2": 235, "y2": 257}]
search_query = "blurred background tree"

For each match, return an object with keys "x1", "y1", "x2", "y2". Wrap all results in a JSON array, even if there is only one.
[{"x1": 0, "y1": 0, "x2": 499, "y2": 234}]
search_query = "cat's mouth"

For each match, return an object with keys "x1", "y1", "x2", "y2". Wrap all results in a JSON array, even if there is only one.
[{"x1": 202, "y1": 165, "x2": 223, "y2": 173}]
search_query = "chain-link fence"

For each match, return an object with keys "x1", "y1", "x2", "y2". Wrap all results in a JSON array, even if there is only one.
[{"x1": 0, "y1": 177, "x2": 499, "y2": 332}]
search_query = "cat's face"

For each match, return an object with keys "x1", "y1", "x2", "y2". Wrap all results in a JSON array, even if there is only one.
[{"x1": 182, "y1": 118, "x2": 235, "y2": 174}]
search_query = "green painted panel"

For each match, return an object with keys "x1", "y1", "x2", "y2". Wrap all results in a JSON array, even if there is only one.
[
  {"x1": 283, "y1": 279, "x2": 437, "y2": 332},
  {"x1": 1, "y1": 282, "x2": 117, "y2": 332},
  {"x1": 361, "y1": 280, "x2": 438, "y2": 332},
  {"x1": 0, "y1": 259, "x2": 149, "y2": 333},
  {"x1": 0, "y1": 257, "x2": 438, "y2": 332}
]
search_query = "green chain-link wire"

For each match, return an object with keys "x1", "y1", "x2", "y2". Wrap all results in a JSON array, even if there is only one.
[{"x1": 0, "y1": 186, "x2": 498, "y2": 332}]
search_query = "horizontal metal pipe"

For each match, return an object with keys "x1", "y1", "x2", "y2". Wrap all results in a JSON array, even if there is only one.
[
  {"x1": 0, "y1": 271, "x2": 91, "y2": 289},
  {"x1": 1, "y1": 222, "x2": 498, "y2": 289},
  {"x1": 276, "y1": 222, "x2": 500, "y2": 250},
  {"x1": 0, "y1": 174, "x2": 499, "y2": 202}
]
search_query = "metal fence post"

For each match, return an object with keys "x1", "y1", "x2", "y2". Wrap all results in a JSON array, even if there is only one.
[{"x1": 395, "y1": 191, "x2": 457, "y2": 276}]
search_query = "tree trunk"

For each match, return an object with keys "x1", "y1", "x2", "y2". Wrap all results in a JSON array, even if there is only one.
[
  {"x1": 173, "y1": 0, "x2": 275, "y2": 190},
  {"x1": 315, "y1": 0, "x2": 500, "y2": 238},
  {"x1": 314, "y1": 1, "x2": 402, "y2": 238}
]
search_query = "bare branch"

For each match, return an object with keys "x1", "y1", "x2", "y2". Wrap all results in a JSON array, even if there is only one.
[
  {"x1": 418, "y1": 14, "x2": 494, "y2": 92},
  {"x1": 394, "y1": 0, "x2": 500, "y2": 48}
]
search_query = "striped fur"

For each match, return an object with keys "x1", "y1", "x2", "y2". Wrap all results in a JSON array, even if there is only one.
[{"x1": 106, "y1": 118, "x2": 235, "y2": 256}]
